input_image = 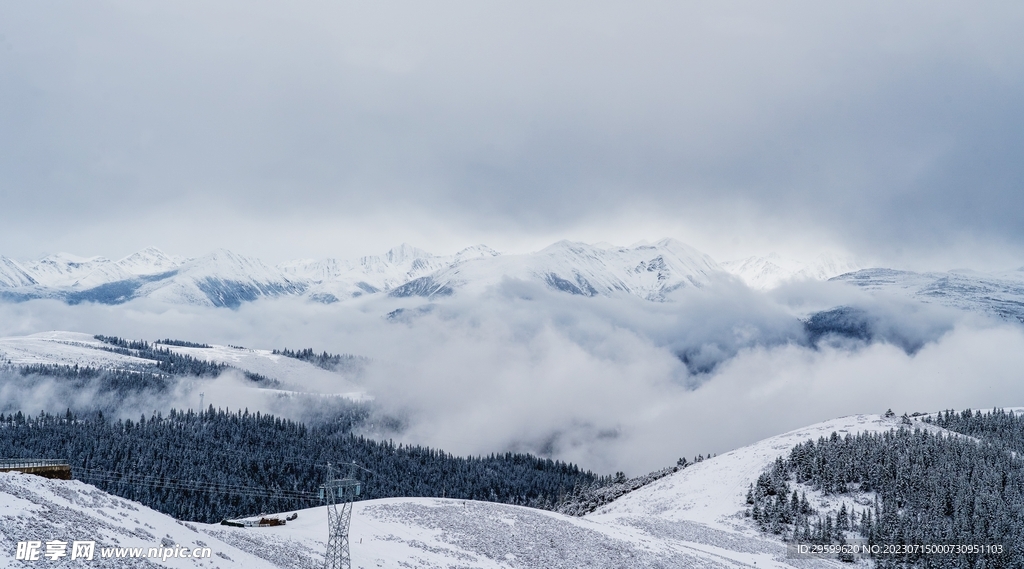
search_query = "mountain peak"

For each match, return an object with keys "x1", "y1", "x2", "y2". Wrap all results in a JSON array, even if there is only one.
[
  {"x1": 116, "y1": 247, "x2": 184, "y2": 276},
  {"x1": 385, "y1": 244, "x2": 433, "y2": 264}
]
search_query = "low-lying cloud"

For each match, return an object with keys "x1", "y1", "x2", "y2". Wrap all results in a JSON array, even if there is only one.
[{"x1": 0, "y1": 280, "x2": 1019, "y2": 475}]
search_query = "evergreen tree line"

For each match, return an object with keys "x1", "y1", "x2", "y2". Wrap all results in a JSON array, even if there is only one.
[
  {"x1": 156, "y1": 339, "x2": 212, "y2": 349},
  {"x1": 5, "y1": 364, "x2": 172, "y2": 394},
  {"x1": 0, "y1": 407, "x2": 600, "y2": 524},
  {"x1": 93, "y1": 335, "x2": 228, "y2": 376},
  {"x1": 272, "y1": 347, "x2": 366, "y2": 372},
  {"x1": 925, "y1": 408, "x2": 1024, "y2": 453},
  {"x1": 751, "y1": 427, "x2": 1022, "y2": 568}
]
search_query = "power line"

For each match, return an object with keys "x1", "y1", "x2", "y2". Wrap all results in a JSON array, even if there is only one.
[{"x1": 74, "y1": 467, "x2": 320, "y2": 502}]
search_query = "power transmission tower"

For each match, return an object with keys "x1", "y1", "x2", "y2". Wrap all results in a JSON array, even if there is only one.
[{"x1": 319, "y1": 462, "x2": 361, "y2": 569}]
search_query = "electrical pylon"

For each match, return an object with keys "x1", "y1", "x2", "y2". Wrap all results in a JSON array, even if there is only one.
[{"x1": 319, "y1": 462, "x2": 361, "y2": 569}]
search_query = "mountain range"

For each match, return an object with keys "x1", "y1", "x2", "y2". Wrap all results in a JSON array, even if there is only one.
[
  {"x1": 0, "y1": 240, "x2": 726, "y2": 307},
  {"x1": 1, "y1": 241, "x2": 1022, "y2": 322}
]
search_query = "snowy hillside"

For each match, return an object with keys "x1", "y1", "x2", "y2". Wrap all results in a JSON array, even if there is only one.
[
  {"x1": 833, "y1": 267, "x2": 1024, "y2": 323},
  {"x1": 590, "y1": 414, "x2": 916, "y2": 528},
  {"x1": 0, "y1": 470, "x2": 807, "y2": 569},
  {"x1": 0, "y1": 332, "x2": 156, "y2": 369},
  {"x1": 155, "y1": 342, "x2": 365, "y2": 398},
  {"x1": 722, "y1": 253, "x2": 860, "y2": 290},
  {"x1": 0, "y1": 331, "x2": 365, "y2": 401},
  {"x1": 0, "y1": 414, "x2": 927, "y2": 568},
  {"x1": 0, "y1": 472, "x2": 280, "y2": 569}
]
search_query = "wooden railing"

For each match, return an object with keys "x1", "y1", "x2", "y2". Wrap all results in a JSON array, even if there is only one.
[{"x1": 0, "y1": 458, "x2": 69, "y2": 470}]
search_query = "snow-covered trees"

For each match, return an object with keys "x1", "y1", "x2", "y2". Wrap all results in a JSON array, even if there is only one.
[
  {"x1": 0, "y1": 408, "x2": 597, "y2": 524},
  {"x1": 752, "y1": 415, "x2": 1024, "y2": 568}
]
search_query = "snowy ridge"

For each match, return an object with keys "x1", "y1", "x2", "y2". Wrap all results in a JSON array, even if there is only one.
[
  {"x1": 833, "y1": 267, "x2": 1024, "y2": 323},
  {"x1": 0, "y1": 331, "x2": 367, "y2": 401},
  {"x1": 18, "y1": 249, "x2": 187, "y2": 289},
  {"x1": 22, "y1": 253, "x2": 115, "y2": 288}
]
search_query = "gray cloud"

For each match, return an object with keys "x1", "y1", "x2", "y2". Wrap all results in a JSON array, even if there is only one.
[{"x1": 1, "y1": 2, "x2": 1023, "y2": 266}]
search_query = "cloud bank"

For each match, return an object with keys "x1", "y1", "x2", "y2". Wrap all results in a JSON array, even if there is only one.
[{"x1": 2, "y1": 278, "x2": 1020, "y2": 475}]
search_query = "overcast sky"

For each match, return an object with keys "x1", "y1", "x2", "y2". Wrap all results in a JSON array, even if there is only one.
[{"x1": 2, "y1": 1, "x2": 1023, "y2": 270}]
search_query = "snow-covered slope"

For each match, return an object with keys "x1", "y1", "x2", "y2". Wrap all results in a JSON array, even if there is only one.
[
  {"x1": 833, "y1": 267, "x2": 1024, "y2": 323},
  {"x1": 0, "y1": 472, "x2": 280, "y2": 569},
  {"x1": 0, "y1": 473, "x2": 847, "y2": 569},
  {"x1": 0, "y1": 331, "x2": 367, "y2": 401},
  {"x1": 589, "y1": 414, "x2": 907, "y2": 529},
  {"x1": 0, "y1": 331, "x2": 156, "y2": 369},
  {"x1": 3, "y1": 413, "x2": 934, "y2": 568},
  {"x1": 722, "y1": 253, "x2": 859, "y2": 290},
  {"x1": 249, "y1": 497, "x2": 813, "y2": 569},
  {"x1": 155, "y1": 343, "x2": 365, "y2": 397},
  {"x1": 0, "y1": 257, "x2": 36, "y2": 288},
  {"x1": 134, "y1": 250, "x2": 305, "y2": 308}
]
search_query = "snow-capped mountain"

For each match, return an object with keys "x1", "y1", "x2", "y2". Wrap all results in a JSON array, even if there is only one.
[
  {"x1": 0, "y1": 249, "x2": 303, "y2": 308},
  {"x1": 12, "y1": 248, "x2": 187, "y2": 290},
  {"x1": 402, "y1": 238, "x2": 723, "y2": 301},
  {"x1": 3, "y1": 243, "x2": 1021, "y2": 322},
  {"x1": 135, "y1": 249, "x2": 306, "y2": 308},
  {"x1": 279, "y1": 243, "x2": 499, "y2": 301},
  {"x1": 115, "y1": 247, "x2": 186, "y2": 276},
  {"x1": 722, "y1": 253, "x2": 860, "y2": 290},
  {"x1": 833, "y1": 267, "x2": 1024, "y2": 323},
  {"x1": 21, "y1": 253, "x2": 116, "y2": 288},
  {"x1": 0, "y1": 240, "x2": 725, "y2": 307}
]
